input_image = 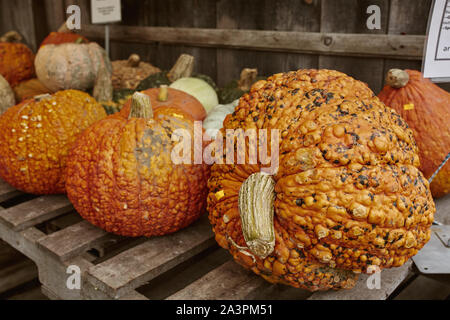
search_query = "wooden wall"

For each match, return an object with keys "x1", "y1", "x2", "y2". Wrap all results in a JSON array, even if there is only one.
[{"x1": 1, "y1": 0, "x2": 448, "y2": 93}]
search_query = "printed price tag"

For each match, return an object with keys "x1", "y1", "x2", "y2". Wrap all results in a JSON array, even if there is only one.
[
  {"x1": 403, "y1": 103, "x2": 414, "y2": 110},
  {"x1": 91, "y1": 0, "x2": 122, "y2": 24},
  {"x1": 423, "y1": 0, "x2": 450, "y2": 82}
]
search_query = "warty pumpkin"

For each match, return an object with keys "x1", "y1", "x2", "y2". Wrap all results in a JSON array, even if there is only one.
[
  {"x1": 208, "y1": 69, "x2": 435, "y2": 291},
  {"x1": 0, "y1": 31, "x2": 35, "y2": 87},
  {"x1": 66, "y1": 92, "x2": 210, "y2": 237},
  {"x1": 0, "y1": 90, "x2": 106, "y2": 194},
  {"x1": 120, "y1": 85, "x2": 206, "y2": 121},
  {"x1": 0, "y1": 74, "x2": 15, "y2": 114},
  {"x1": 378, "y1": 69, "x2": 450, "y2": 198},
  {"x1": 112, "y1": 54, "x2": 161, "y2": 90}
]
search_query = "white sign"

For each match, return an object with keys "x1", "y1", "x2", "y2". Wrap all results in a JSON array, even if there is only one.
[
  {"x1": 91, "y1": 0, "x2": 122, "y2": 24},
  {"x1": 423, "y1": 0, "x2": 450, "y2": 81}
]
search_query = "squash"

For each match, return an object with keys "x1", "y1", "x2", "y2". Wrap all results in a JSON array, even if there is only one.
[
  {"x1": 170, "y1": 77, "x2": 218, "y2": 114},
  {"x1": 0, "y1": 74, "x2": 15, "y2": 114},
  {"x1": 66, "y1": 92, "x2": 210, "y2": 237},
  {"x1": 0, "y1": 90, "x2": 106, "y2": 194},
  {"x1": 203, "y1": 99, "x2": 239, "y2": 138},
  {"x1": 0, "y1": 31, "x2": 35, "y2": 87},
  {"x1": 40, "y1": 21, "x2": 89, "y2": 47},
  {"x1": 35, "y1": 42, "x2": 112, "y2": 92},
  {"x1": 112, "y1": 54, "x2": 161, "y2": 90},
  {"x1": 120, "y1": 85, "x2": 206, "y2": 121},
  {"x1": 100, "y1": 88, "x2": 135, "y2": 115},
  {"x1": 13, "y1": 78, "x2": 52, "y2": 102},
  {"x1": 218, "y1": 68, "x2": 262, "y2": 104},
  {"x1": 208, "y1": 69, "x2": 435, "y2": 291},
  {"x1": 378, "y1": 69, "x2": 450, "y2": 198}
]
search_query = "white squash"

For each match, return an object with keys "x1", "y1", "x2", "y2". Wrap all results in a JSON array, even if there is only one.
[
  {"x1": 0, "y1": 75, "x2": 15, "y2": 114},
  {"x1": 169, "y1": 77, "x2": 219, "y2": 113},
  {"x1": 203, "y1": 99, "x2": 239, "y2": 138}
]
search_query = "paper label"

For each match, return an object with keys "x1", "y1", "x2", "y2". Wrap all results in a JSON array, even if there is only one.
[{"x1": 91, "y1": 0, "x2": 122, "y2": 24}]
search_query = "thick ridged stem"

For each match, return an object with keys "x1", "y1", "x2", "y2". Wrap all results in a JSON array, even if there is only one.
[
  {"x1": 238, "y1": 68, "x2": 258, "y2": 91},
  {"x1": 158, "y1": 85, "x2": 169, "y2": 102},
  {"x1": 167, "y1": 54, "x2": 194, "y2": 82},
  {"x1": 127, "y1": 54, "x2": 140, "y2": 67},
  {"x1": 129, "y1": 92, "x2": 153, "y2": 119},
  {"x1": 386, "y1": 69, "x2": 409, "y2": 88},
  {"x1": 238, "y1": 172, "x2": 276, "y2": 259}
]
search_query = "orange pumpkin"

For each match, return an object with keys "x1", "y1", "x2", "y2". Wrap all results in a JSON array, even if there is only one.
[
  {"x1": 40, "y1": 32, "x2": 88, "y2": 47},
  {"x1": 378, "y1": 69, "x2": 450, "y2": 198},
  {"x1": 0, "y1": 31, "x2": 35, "y2": 87},
  {"x1": 208, "y1": 69, "x2": 435, "y2": 291},
  {"x1": 13, "y1": 78, "x2": 52, "y2": 102},
  {"x1": 66, "y1": 92, "x2": 210, "y2": 237},
  {"x1": 0, "y1": 90, "x2": 106, "y2": 194},
  {"x1": 121, "y1": 85, "x2": 206, "y2": 121}
]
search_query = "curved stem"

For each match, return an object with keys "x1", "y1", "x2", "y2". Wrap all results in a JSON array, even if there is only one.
[
  {"x1": 238, "y1": 68, "x2": 258, "y2": 91},
  {"x1": 129, "y1": 92, "x2": 153, "y2": 119},
  {"x1": 0, "y1": 31, "x2": 22, "y2": 43},
  {"x1": 167, "y1": 54, "x2": 194, "y2": 82},
  {"x1": 127, "y1": 54, "x2": 140, "y2": 67}
]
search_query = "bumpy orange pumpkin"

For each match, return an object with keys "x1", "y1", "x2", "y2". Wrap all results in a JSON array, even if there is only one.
[
  {"x1": 0, "y1": 31, "x2": 35, "y2": 87},
  {"x1": 208, "y1": 69, "x2": 435, "y2": 291},
  {"x1": 378, "y1": 69, "x2": 450, "y2": 198},
  {"x1": 0, "y1": 90, "x2": 106, "y2": 194},
  {"x1": 121, "y1": 86, "x2": 206, "y2": 121},
  {"x1": 66, "y1": 92, "x2": 210, "y2": 237}
]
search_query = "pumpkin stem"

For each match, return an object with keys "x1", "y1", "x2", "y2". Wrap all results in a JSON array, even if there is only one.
[
  {"x1": 238, "y1": 172, "x2": 276, "y2": 259},
  {"x1": 127, "y1": 54, "x2": 141, "y2": 67},
  {"x1": 167, "y1": 54, "x2": 194, "y2": 82},
  {"x1": 93, "y1": 66, "x2": 113, "y2": 102},
  {"x1": 57, "y1": 21, "x2": 70, "y2": 33},
  {"x1": 158, "y1": 85, "x2": 169, "y2": 102},
  {"x1": 0, "y1": 31, "x2": 23, "y2": 43},
  {"x1": 238, "y1": 68, "x2": 258, "y2": 92},
  {"x1": 129, "y1": 92, "x2": 153, "y2": 119},
  {"x1": 386, "y1": 69, "x2": 409, "y2": 88}
]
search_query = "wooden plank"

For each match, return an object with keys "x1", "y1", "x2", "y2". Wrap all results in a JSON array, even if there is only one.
[
  {"x1": 0, "y1": 258, "x2": 37, "y2": 294},
  {"x1": 435, "y1": 194, "x2": 450, "y2": 225},
  {"x1": 0, "y1": 180, "x2": 22, "y2": 203},
  {"x1": 85, "y1": 216, "x2": 215, "y2": 299},
  {"x1": 394, "y1": 275, "x2": 450, "y2": 300},
  {"x1": 37, "y1": 220, "x2": 118, "y2": 261},
  {"x1": 80, "y1": 24, "x2": 425, "y2": 60},
  {"x1": 308, "y1": 260, "x2": 413, "y2": 300},
  {"x1": 0, "y1": 195, "x2": 73, "y2": 231}
]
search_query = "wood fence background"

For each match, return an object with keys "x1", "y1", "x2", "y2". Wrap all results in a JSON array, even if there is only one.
[{"x1": 1, "y1": 0, "x2": 449, "y2": 93}]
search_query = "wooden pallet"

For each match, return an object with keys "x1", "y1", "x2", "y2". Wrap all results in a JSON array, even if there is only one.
[{"x1": 0, "y1": 179, "x2": 449, "y2": 300}]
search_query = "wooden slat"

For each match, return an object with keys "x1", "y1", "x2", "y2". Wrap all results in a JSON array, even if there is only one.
[
  {"x1": 0, "y1": 180, "x2": 22, "y2": 203},
  {"x1": 434, "y1": 194, "x2": 450, "y2": 225},
  {"x1": 309, "y1": 261, "x2": 413, "y2": 300},
  {"x1": 0, "y1": 258, "x2": 37, "y2": 294},
  {"x1": 37, "y1": 220, "x2": 117, "y2": 261},
  {"x1": 0, "y1": 195, "x2": 73, "y2": 231},
  {"x1": 85, "y1": 216, "x2": 215, "y2": 299},
  {"x1": 81, "y1": 24, "x2": 425, "y2": 60},
  {"x1": 394, "y1": 275, "x2": 450, "y2": 300}
]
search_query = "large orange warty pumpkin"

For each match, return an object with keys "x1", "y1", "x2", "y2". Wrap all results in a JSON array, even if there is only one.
[
  {"x1": 207, "y1": 69, "x2": 435, "y2": 291},
  {"x1": 66, "y1": 92, "x2": 210, "y2": 237},
  {"x1": 0, "y1": 90, "x2": 106, "y2": 194},
  {"x1": 378, "y1": 69, "x2": 450, "y2": 198}
]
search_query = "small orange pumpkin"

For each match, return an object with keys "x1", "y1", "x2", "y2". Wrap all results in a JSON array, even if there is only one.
[
  {"x1": 66, "y1": 92, "x2": 210, "y2": 237},
  {"x1": 40, "y1": 32, "x2": 88, "y2": 47},
  {"x1": 0, "y1": 90, "x2": 106, "y2": 194},
  {"x1": 121, "y1": 85, "x2": 206, "y2": 121}
]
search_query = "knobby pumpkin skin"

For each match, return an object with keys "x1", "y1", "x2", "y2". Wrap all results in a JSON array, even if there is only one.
[
  {"x1": 66, "y1": 93, "x2": 210, "y2": 237},
  {"x1": 208, "y1": 69, "x2": 435, "y2": 291},
  {"x1": 378, "y1": 69, "x2": 450, "y2": 198},
  {"x1": 0, "y1": 90, "x2": 106, "y2": 194},
  {"x1": 0, "y1": 40, "x2": 35, "y2": 87}
]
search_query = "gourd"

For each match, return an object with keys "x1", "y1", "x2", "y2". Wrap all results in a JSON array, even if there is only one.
[
  {"x1": 40, "y1": 21, "x2": 89, "y2": 47},
  {"x1": 100, "y1": 88, "x2": 135, "y2": 115},
  {"x1": 66, "y1": 92, "x2": 210, "y2": 237},
  {"x1": 218, "y1": 68, "x2": 262, "y2": 104},
  {"x1": 13, "y1": 78, "x2": 52, "y2": 102},
  {"x1": 0, "y1": 74, "x2": 15, "y2": 114},
  {"x1": 0, "y1": 90, "x2": 106, "y2": 194},
  {"x1": 35, "y1": 42, "x2": 112, "y2": 92},
  {"x1": 120, "y1": 85, "x2": 206, "y2": 121},
  {"x1": 203, "y1": 99, "x2": 239, "y2": 138},
  {"x1": 112, "y1": 54, "x2": 161, "y2": 90},
  {"x1": 170, "y1": 77, "x2": 218, "y2": 114},
  {"x1": 208, "y1": 69, "x2": 435, "y2": 291},
  {"x1": 378, "y1": 69, "x2": 450, "y2": 198},
  {"x1": 0, "y1": 31, "x2": 35, "y2": 87}
]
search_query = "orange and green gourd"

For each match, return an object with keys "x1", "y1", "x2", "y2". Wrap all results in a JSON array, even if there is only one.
[
  {"x1": 208, "y1": 69, "x2": 435, "y2": 291},
  {"x1": 378, "y1": 69, "x2": 450, "y2": 198},
  {"x1": 66, "y1": 92, "x2": 210, "y2": 237},
  {"x1": 0, "y1": 90, "x2": 106, "y2": 194}
]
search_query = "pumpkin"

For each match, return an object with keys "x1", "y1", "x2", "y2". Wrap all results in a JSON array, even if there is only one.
[
  {"x1": 203, "y1": 99, "x2": 239, "y2": 139},
  {"x1": 112, "y1": 54, "x2": 161, "y2": 90},
  {"x1": 0, "y1": 31, "x2": 35, "y2": 87},
  {"x1": 218, "y1": 68, "x2": 263, "y2": 104},
  {"x1": 40, "y1": 21, "x2": 89, "y2": 47},
  {"x1": 207, "y1": 69, "x2": 435, "y2": 291},
  {"x1": 100, "y1": 88, "x2": 135, "y2": 115},
  {"x1": 0, "y1": 90, "x2": 106, "y2": 194},
  {"x1": 0, "y1": 74, "x2": 15, "y2": 114},
  {"x1": 35, "y1": 42, "x2": 112, "y2": 92},
  {"x1": 120, "y1": 85, "x2": 206, "y2": 121},
  {"x1": 170, "y1": 77, "x2": 219, "y2": 114},
  {"x1": 13, "y1": 78, "x2": 52, "y2": 102},
  {"x1": 66, "y1": 92, "x2": 210, "y2": 237},
  {"x1": 378, "y1": 69, "x2": 450, "y2": 198}
]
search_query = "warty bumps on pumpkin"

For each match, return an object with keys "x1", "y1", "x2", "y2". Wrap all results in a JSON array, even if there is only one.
[
  {"x1": 65, "y1": 92, "x2": 210, "y2": 237},
  {"x1": 0, "y1": 90, "x2": 106, "y2": 194},
  {"x1": 207, "y1": 69, "x2": 435, "y2": 291}
]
